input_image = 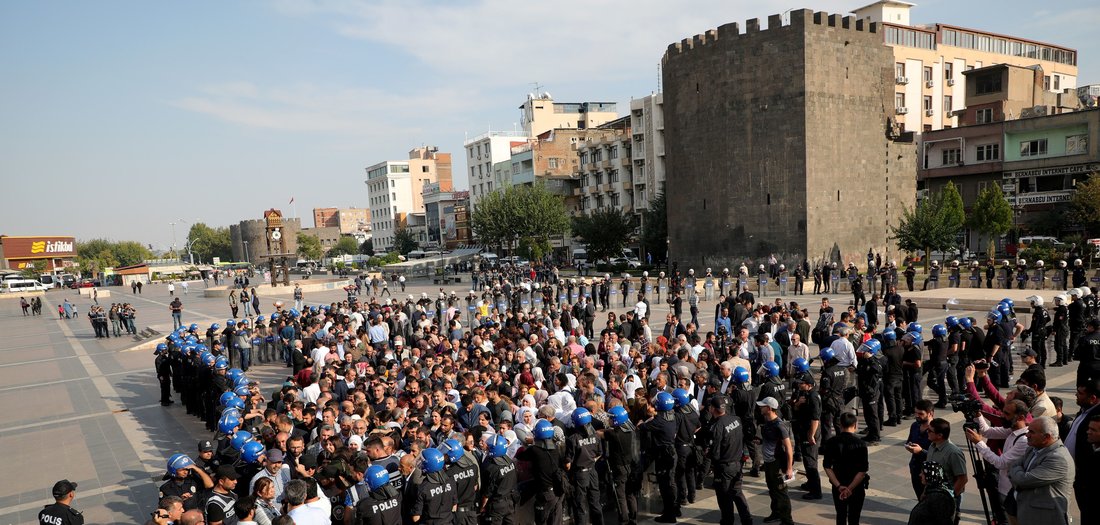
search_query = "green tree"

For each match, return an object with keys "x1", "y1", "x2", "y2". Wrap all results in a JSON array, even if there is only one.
[
  {"x1": 1071, "y1": 174, "x2": 1100, "y2": 237},
  {"x1": 392, "y1": 228, "x2": 419, "y2": 256},
  {"x1": 186, "y1": 223, "x2": 232, "y2": 264},
  {"x1": 572, "y1": 208, "x2": 636, "y2": 262},
  {"x1": 968, "y1": 185, "x2": 1014, "y2": 259},
  {"x1": 359, "y1": 238, "x2": 374, "y2": 256},
  {"x1": 328, "y1": 235, "x2": 361, "y2": 257},
  {"x1": 941, "y1": 181, "x2": 966, "y2": 241},
  {"x1": 296, "y1": 233, "x2": 323, "y2": 261},
  {"x1": 471, "y1": 183, "x2": 570, "y2": 261},
  {"x1": 891, "y1": 192, "x2": 958, "y2": 268},
  {"x1": 640, "y1": 192, "x2": 667, "y2": 263},
  {"x1": 113, "y1": 241, "x2": 153, "y2": 266}
]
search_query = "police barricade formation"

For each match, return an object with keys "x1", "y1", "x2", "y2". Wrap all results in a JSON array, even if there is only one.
[{"x1": 136, "y1": 272, "x2": 1097, "y2": 525}]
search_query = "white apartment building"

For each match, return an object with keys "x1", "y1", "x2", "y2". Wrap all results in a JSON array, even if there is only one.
[
  {"x1": 364, "y1": 147, "x2": 451, "y2": 252},
  {"x1": 464, "y1": 131, "x2": 527, "y2": 212},
  {"x1": 629, "y1": 93, "x2": 666, "y2": 213},
  {"x1": 851, "y1": 0, "x2": 1078, "y2": 133}
]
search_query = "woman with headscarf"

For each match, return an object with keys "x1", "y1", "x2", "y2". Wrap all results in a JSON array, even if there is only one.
[{"x1": 907, "y1": 461, "x2": 957, "y2": 525}]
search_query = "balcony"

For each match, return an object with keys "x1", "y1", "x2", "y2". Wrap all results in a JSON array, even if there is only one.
[
  {"x1": 599, "y1": 159, "x2": 611, "y2": 170},
  {"x1": 573, "y1": 187, "x2": 583, "y2": 196},
  {"x1": 622, "y1": 180, "x2": 633, "y2": 190},
  {"x1": 618, "y1": 156, "x2": 631, "y2": 167}
]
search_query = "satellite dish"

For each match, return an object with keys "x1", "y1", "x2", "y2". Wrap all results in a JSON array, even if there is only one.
[
  {"x1": 528, "y1": 92, "x2": 535, "y2": 100},
  {"x1": 543, "y1": 91, "x2": 552, "y2": 99}
]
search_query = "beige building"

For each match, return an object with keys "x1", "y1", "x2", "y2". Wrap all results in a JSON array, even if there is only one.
[
  {"x1": 312, "y1": 207, "x2": 371, "y2": 234},
  {"x1": 851, "y1": 0, "x2": 1078, "y2": 133},
  {"x1": 300, "y1": 226, "x2": 341, "y2": 252},
  {"x1": 520, "y1": 92, "x2": 619, "y2": 137},
  {"x1": 364, "y1": 147, "x2": 452, "y2": 252},
  {"x1": 629, "y1": 93, "x2": 666, "y2": 214},
  {"x1": 574, "y1": 117, "x2": 635, "y2": 216}
]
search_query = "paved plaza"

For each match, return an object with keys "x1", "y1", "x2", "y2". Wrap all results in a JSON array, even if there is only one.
[{"x1": 0, "y1": 276, "x2": 1086, "y2": 524}]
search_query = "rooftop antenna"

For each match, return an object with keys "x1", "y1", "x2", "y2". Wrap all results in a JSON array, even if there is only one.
[{"x1": 531, "y1": 81, "x2": 544, "y2": 98}]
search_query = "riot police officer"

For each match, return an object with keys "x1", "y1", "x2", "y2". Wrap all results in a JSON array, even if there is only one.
[
  {"x1": 155, "y1": 343, "x2": 173, "y2": 406},
  {"x1": 479, "y1": 435, "x2": 517, "y2": 525},
  {"x1": 641, "y1": 392, "x2": 679, "y2": 523},
  {"x1": 441, "y1": 439, "x2": 479, "y2": 525},
  {"x1": 925, "y1": 325, "x2": 949, "y2": 408},
  {"x1": 160, "y1": 454, "x2": 214, "y2": 509},
  {"x1": 707, "y1": 396, "x2": 753, "y2": 525},
  {"x1": 39, "y1": 480, "x2": 82, "y2": 525},
  {"x1": 564, "y1": 408, "x2": 602, "y2": 525},
  {"x1": 411, "y1": 448, "x2": 456, "y2": 525},
  {"x1": 855, "y1": 339, "x2": 884, "y2": 444},
  {"x1": 517, "y1": 420, "x2": 564, "y2": 525},
  {"x1": 1025, "y1": 295, "x2": 1051, "y2": 368},
  {"x1": 672, "y1": 388, "x2": 700, "y2": 506},
  {"x1": 603, "y1": 406, "x2": 641, "y2": 525},
  {"x1": 790, "y1": 373, "x2": 822, "y2": 499},
  {"x1": 1073, "y1": 258, "x2": 1087, "y2": 287},
  {"x1": 881, "y1": 330, "x2": 904, "y2": 426},
  {"x1": 1053, "y1": 294, "x2": 1070, "y2": 366},
  {"x1": 818, "y1": 348, "x2": 848, "y2": 442},
  {"x1": 354, "y1": 465, "x2": 402, "y2": 525},
  {"x1": 727, "y1": 366, "x2": 759, "y2": 477}
]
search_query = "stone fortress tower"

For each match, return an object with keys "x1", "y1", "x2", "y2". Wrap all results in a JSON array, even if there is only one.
[
  {"x1": 662, "y1": 8, "x2": 917, "y2": 270},
  {"x1": 230, "y1": 216, "x2": 301, "y2": 263}
]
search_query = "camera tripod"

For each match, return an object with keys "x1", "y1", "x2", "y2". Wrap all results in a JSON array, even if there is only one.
[{"x1": 961, "y1": 422, "x2": 996, "y2": 525}]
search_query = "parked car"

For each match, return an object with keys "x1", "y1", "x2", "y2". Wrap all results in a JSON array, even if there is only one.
[
  {"x1": 609, "y1": 257, "x2": 641, "y2": 269},
  {"x1": 70, "y1": 279, "x2": 99, "y2": 289}
]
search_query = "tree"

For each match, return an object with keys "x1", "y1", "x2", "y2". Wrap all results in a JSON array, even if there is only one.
[
  {"x1": 941, "y1": 181, "x2": 966, "y2": 241},
  {"x1": 968, "y1": 185, "x2": 1014, "y2": 259},
  {"x1": 640, "y1": 192, "x2": 667, "y2": 263},
  {"x1": 20, "y1": 260, "x2": 47, "y2": 279},
  {"x1": 359, "y1": 238, "x2": 374, "y2": 256},
  {"x1": 328, "y1": 235, "x2": 361, "y2": 257},
  {"x1": 296, "y1": 233, "x2": 323, "y2": 261},
  {"x1": 891, "y1": 191, "x2": 958, "y2": 268},
  {"x1": 74, "y1": 238, "x2": 152, "y2": 277},
  {"x1": 1071, "y1": 174, "x2": 1100, "y2": 237},
  {"x1": 113, "y1": 241, "x2": 153, "y2": 266},
  {"x1": 572, "y1": 208, "x2": 636, "y2": 262},
  {"x1": 186, "y1": 223, "x2": 232, "y2": 264},
  {"x1": 393, "y1": 228, "x2": 419, "y2": 256},
  {"x1": 471, "y1": 183, "x2": 570, "y2": 261}
]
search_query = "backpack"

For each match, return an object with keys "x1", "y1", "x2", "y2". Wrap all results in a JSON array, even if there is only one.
[{"x1": 811, "y1": 312, "x2": 833, "y2": 345}]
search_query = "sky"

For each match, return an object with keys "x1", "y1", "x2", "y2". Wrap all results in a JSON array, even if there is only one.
[{"x1": 2, "y1": 0, "x2": 1098, "y2": 251}]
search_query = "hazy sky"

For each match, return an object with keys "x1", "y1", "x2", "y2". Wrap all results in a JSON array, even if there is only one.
[{"x1": 2, "y1": 0, "x2": 1097, "y2": 250}]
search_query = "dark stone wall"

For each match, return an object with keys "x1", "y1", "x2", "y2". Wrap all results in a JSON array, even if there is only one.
[{"x1": 663, "y1": 9, "x2": 915, "y2": 271}]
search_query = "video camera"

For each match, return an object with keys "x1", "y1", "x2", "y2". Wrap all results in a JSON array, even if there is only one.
[{"x1": 949, "y1": 393, "x2": 983, "y2": 431}]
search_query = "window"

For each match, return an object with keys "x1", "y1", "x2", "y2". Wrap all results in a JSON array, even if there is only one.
[
  {"x1": 976, "y1": 108, "x2": 993, "y2": 124},
  {"x1": 943, "y1": 95, "x2": 953, "y2": 112},
  {"x1": 923, "y1": 95, "x2": 933, "y2": 111},
  {"x1": 579, "y1": 152, "x2": 588, "y2": 165},
  {"x1": 609, "y1": 170, "x2": 619, "y2": 184},
  {"x1": 609, "y1": 146, "x2": 618, "y2": 159},
  {"x1": 974, "y1": 74, "x2": 1002, "y2": 94},
  {"x1": 548, "y1": 158, "x2": 560, "y2": 169},
  {"x1": 1067, "y1": 134, "x2": 1088, "y2": 155},
  {"x1": 976, "y1": 144, "x2": 1000, "y2": 161},
  {"x1": 895, "y1": 93, "x2": 905, "y2": 109},
  {"x1": 1044, "y1": 75, "x2": 1051, "y2": 91},
  {"x1": 923, "y1": 66, "x2": 933, "y2": 82},
  {"x1": 1053, "y1": 75, "x2": 1061, "y2": 90},
  {"x1": 895, "y1": 62, "x2": 905, "y2": 78},
  {"x1": 592, "y1": 149, "x2": 603, "y2": 162},
  {"x1": 422, "y1": 166, "x2": 429, "y2": 173},
  {"x1": 942, "y1": 148, "x2": 961, "y2": 165},
  {"x1": 944, "y1": 62, "x2": 953, "y2": 80},
  {"x1": 1019, "y1": 139, "x2": 1047, "y2": 157}
]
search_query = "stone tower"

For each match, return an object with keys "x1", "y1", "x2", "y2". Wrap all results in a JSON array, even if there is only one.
[{"x1": 662, "y1": 9, "x2": 916, "y2": 270}]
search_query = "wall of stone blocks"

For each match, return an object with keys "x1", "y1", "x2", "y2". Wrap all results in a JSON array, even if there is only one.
[
  {"x1": 663, "y1": 9, "x2": 915, "y2": 270},
  {"x1": 230, "y1": 218, "x2": 301, "y2": 263}
]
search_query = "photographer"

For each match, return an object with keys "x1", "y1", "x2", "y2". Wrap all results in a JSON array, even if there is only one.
[
  {"x1": 963, "y1": 399, "x2": 1030, "y2": 525},
  {"x1": 963, "y1": 364, "x2": 1036, "y2": 428}
]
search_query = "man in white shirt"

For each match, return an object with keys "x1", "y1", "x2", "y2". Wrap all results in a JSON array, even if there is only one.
[
  {"x1": 786, "y1": 333, "x2": 810, "y2": 377},
  {"x1": 285, "y1": 479, "x2": 329, "y2": 525},
  {"x1": 829, "y1": 324, "x2": 857, "y2": 368},
  {"x1": 634, "y1": 299, "x2": 648, "y2": 319},
  {"x1": 964, "y1": 399, "x2": 1030, "y2": 517}
]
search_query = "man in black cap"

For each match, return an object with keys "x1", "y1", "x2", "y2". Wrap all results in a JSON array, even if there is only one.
[
  {"x1": 195, "y1": 440, "x2": 218, "y2": 476},
  {"x1": 39, "y1": 480, "x2": 82, "y2": 525},
  {"x1": 202, "y1": 465, "x2": 239, "y2": 525}
]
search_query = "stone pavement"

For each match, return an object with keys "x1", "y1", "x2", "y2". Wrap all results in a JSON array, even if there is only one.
[{"x1": 0, "y1": 277, "x2": 1085, "y2": 524}]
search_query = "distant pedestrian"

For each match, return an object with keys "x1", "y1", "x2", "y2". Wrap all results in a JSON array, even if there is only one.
[
  {"x1": 167, "y1": 282, "x2": 175, "y2": 296},
  {"x1": 136, "y1": 281, "x2": 143, "y2": 294},
  {"x1": 20, "y1": 297, "x2": 29, "y2": 316},
  {"x1": 181, "y1": 281, "x2": 189, "y2": 295},
  {"x1": 170, "y1": 297, "x2": 183, "y2": 330}
]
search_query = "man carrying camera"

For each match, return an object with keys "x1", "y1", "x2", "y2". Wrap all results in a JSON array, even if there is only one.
[{"x1": 963, "y1": 399, "x2": 1030, "y2": 525}]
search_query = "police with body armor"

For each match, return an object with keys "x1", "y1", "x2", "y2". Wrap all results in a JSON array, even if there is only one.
[
  {"x1": 671, "y1": 388, "x2": 701, "y2": 507},
  {"x1": 944, "y1": 317, "x2": 964, "y2": 397},
  {"x1": 880, "y1": 330, "x2": 904, "y2": 426},
  {"x1": 479, "y1": 435, "x2": 517, "y2": 525},
  {"x1": 564, "y1": 408, "x2": 603, "y2": 525},
  {"x1": 725, "y1": 366, "x2": 759, "y2": 477},
  {"x1": 640, "y1": 392, "x2": 679, "y2": 523},
  {"x1": 441, "y1": 438, "x2": 480, "y2": 525},
  {"x1": 818, "y1": 348, "x2": 849, "y2": 442},
  {"x1": 354, "y1": 465, "x2": 401, "y2": 525},
  {"x1": 517, "y1": 420, "x2": 564, "y2": 525},
  {"x1": 707, "y1": 395, "x2": 753, "y2": 525},
  {"x1": 855, "y1": 339, "x2": 884, "y2": 445},
  {"x1": 1053, "y1": 294, "x2": 1071, "y2": 366},
  {"x1": 603, "y1": 406, "x2": 641, "y2": 525},
  {"x1": 412, "y1": 448, "x2": 456, "y2": 525},
  {"x1": 155, "y1": 343, "x2": 173, "y2": 406},
  {"x1": 790, "y1": 370, "x2": 823, "y2": 499},
  {"x1": 1024, "y1": 295, "x2": 1051, "y2": 368}
]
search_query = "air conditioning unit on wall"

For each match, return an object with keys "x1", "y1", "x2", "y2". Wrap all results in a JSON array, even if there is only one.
[
  {"x1": 896, "y1": 107, "x2": 909, "y2": 115},
  {"x1": 896, "y1": 76, "x2": 909, "y2": 84},
  {"x1": 947, "y1": 79, "x2": 956, "y2": 86}
]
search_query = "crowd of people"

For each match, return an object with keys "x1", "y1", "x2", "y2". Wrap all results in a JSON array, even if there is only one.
[{"x1": 36, "y1": 261, "x2": 1100, "y2": 525}]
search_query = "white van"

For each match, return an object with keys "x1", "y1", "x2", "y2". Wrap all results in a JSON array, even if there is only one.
[
  {"x1": 1, "y1": 279, "x2": 50, "y2": 293},
  {"x1": 1018, "y1": 236, "x2": 1063, "y2": 248}
]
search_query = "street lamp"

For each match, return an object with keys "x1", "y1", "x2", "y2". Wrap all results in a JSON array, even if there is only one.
[{"x1": 184, "y1": 238, "x2": 198, "y2": 266}]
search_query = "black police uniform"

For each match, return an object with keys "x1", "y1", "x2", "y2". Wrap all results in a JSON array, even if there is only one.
[
  {"x1": 881, "y1": 339, "x2": 904, "y2": 425},
  {"x1": 1074, "y1": 329, "x2": 1100, "y2": 385},
  {"x1": 564, "y1": 423, "x2": 603, "y2": 525},
  {"x1": 728, "y1": 383, "x2": 759, "y2": 474},
  {"x1": 1070, "y1": 298, "x2": 1086, "y2": 361},
  {"x1": 201, "y1": 488, "x2": 237, "y2": 525},
  {"x1": 159, "y1": 476, "x2": 202, "y2": 510},
  {"x1": 446, "y1": 452, "x2": 481, "y2": 525},
  {"x1": 674, "y1": 403, "x2": 701, "y2": 505},
  {"x1": 354, "y1": 485, "x2": 402, "y2": 525},
  {"x1": 413, "y1": 471, "x2": 456, "y2": 525},
  {"x1": 856, "y1": 352, "x2": 883, "y2": 442},
  {"x1": 38, "y1": 502, "x2": 82, "y2": 525},
  {"x1": 821, "y1": 430, "x2": 870, "y2": 523},
  {"x1": 604, "y1": 420, "x2": 641, "y2": 525},
  {"x1": 791, "y1": 384, "x2": 823, "y2": 497},
  {"x1": 709, "y1": 409, "x2": 752, "y2": 525},
  {"x1": 640, "y1": 411, "x2": 679, "y2": 521},
  {"x1": 925, "y1": 336, "x2": 949, "y2": 406},
  {"x1": 819, "y1": 361, "x2": 848, "y2": 442},
  {"x1": 1029, "y1": 304, "x2": 1051, "y2": 368},
  {"x1": 155, "y1": 351, "x2": 173, "y2": 406},
  {"x1": 517, "y1": 440, "x2": 564, "y2": 525},
  {"x1": 479, "y1": 455, "x2": 518, "y2": 525}
]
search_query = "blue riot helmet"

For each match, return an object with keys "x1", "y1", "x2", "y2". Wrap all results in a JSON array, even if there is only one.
[
  {"x1": 533, "y1": 420, "x2": 555, "y2": 440},
  {"x1": 882, "y1": 330, "x2": 897, "y2": 341},
  {"x1": 819, "y1": 348, "x2": 836, "y2": 362},
  {"x1": 654, "y1": 392, "x2": 675, "y2": 412},
  {"x1": 732, "y1": 366, "x2": 751, "y2": 384},
  {"x1": 226, "y1": 368, "x2": 243, "y2": 383},
  {"x1": 609, "y1": 406, "x2": 630, "y2": 426},
  {"x1": 366, "y1": 465, "x2": 390, "y2": 491},
  {"x1": 671, "y1": 388, "x2": 691, "y2": 408},
  {"x1": 241, "y1": 441, "x2": 266, "y2": 464},
  {"x1": 226, "y1": 319, "x2": 236, "y2": 327},
  {"x1": 906, "y1": 322, "x2": 923, "y2": 334},
  {"x1": 763, "y1": 361, "x2": 781, "y2": 377},
  {"x1": 858, "y1": 339, "x2": 881, "y2": 355},
  {"x1": 792, "y1": 357, "x2": 810, "y2": 373},
  {"x1": 441, "y1": 439, "x2": 465, "y2": 463},
  {"x1": 155, "y1": 343, "x2": 168, "y2": 354},
  {"x1": 217, "y1": 413, "x2": 241, "y2": 435},
  {"x1": 166, "y1": 454, "x2": 195, "y2": 477},
  {"x1": 958, "y1": 317, "x2": 973, "y2": 329},
  {"x1": 486, "y1": 434, "x2": 509, "y2": 459},
  {"x1": 932, "y1": 324, "x2": 948, "y2": 338},
  {"x1": 234, "y1": 385, "x2": 250, "y2": 397},
  {"x1": 230, "y1": 431, "x2": 254, "y2": 450},
  {"x1": 421, "y1": 448, "x2": 446, "y2": 474},
  {"x1": 571, "y1": 407, "x2": 593, "y2": 427},
  {"x1": 219, "y1": 391, "x2": 237, "y2": 407},
  {"x1": 945, "y1": 316, "x2": 958, "y2": 328}
]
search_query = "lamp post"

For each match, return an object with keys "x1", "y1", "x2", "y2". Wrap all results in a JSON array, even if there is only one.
[{"x1": 184, "y1": 239, "x2": 198, "y2": 266}]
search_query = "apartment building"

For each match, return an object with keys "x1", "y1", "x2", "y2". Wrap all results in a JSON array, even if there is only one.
[
  {"x1": 464, "y1": 131, "x2": 526, "y2": 212},
  {"x1": 519, "y1": 92, "x2": 618, "y2": 137},
  {"x1": 312, "y1": 207, "x2": 371, "y2": 235},
  {"x1": 629, "y1": 93, "x2": 666, "y2": 213},
  {"x1": 574, "y1": 117, "x2": 635, "y2": 216},
  {"x1": 852, "y1": 0, "x2": 1078, "y2": 133},
  {"x1": 364, "y1": 147, "x2": 452, "y2": 252}
]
